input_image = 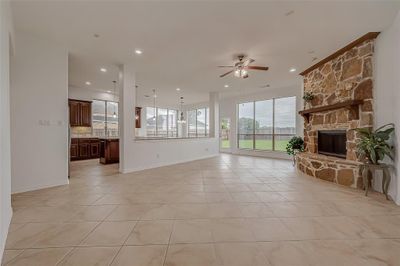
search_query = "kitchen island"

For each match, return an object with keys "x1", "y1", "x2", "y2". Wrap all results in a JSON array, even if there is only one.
[{"x1": 99, "y1": 138, "x2": 119, "y2": 164}]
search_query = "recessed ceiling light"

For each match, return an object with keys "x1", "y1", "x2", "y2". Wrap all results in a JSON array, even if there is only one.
[
  {"x1": 135, "y1": 49, "x2": 143, "y2": 55},
  {"x1": 289, "y1": 68, "x2": 296, "y2": 73},
  {"x1": 85, "y1": 81, "x2": 91, "y2": 85},
  {"x1": 100, "y1": 68, "x2": 107, "y2": 72},
  {"x1": 107, "y1": 90, "x2": 111, "y2": 93},
  {"x1": 224, "y1": 84, "x2": 229, "y2": 88},
  {"x1": 176, "y1": 88, "x2": 181, "y2": 91}
]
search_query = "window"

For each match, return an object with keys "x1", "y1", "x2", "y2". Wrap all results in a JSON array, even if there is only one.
[
  {"x1": 238, "y1": 102, "x2": 254, "y2": 149},
  {"x1": 92, "y1": 100, "x2": 119, "y2": 138},
  {"x1": 187, "y1": 107, "x2": 209, "y2": 137},
  {"x1": 145, "y1": 107, "x2": 178, "y2": 137},
  {"x1": 220, "y1": 118, "x2": 231, "y2": 149},
  {"x1": 188, "y1": 110, "x2": 197, "y2": 137},
  {"x1": 168, "y1": 110, "x2": 178, "y2": 137},
  {"x1": 92, "y1": 100, "x2": 106, "y2": 138},
  {"x1": 255, "y1": 100, "x2": 273, "y2": 150},
  {"x1": 157, "y1": 108, "x2": 168, "y2": 137},
  {"x1": 146, "y1": 107, "x2": 156, "y2": 136},
  {"x1": 237, "y1": 96, "x2": 296, "y2": 151},
  {"x1": 274, "y1": 97, "x2": 296, "y2": 151}
]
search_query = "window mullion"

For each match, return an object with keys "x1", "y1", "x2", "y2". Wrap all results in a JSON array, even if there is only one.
[
  {"x1": 167, "y1": 109, "x2": 169, "y2": 137},
  {"x1": 272, "y1": 99, "x2": 275, "y2": 151},
  {"x1": 195, "y1": 109, "x2": 198, "y2": 138},
  {"x1": 105, "y1": 100, "x2": 108, "y2": 137},
  {"x1": 155, "y1": 108, "x2": 158, "y2": 137},
  {"x1": 253, "y1": 101, "x2": 255, "y2": 150}
]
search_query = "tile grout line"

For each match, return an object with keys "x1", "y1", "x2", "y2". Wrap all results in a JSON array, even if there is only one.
[{"x1": 162, "y1": 219, "x2": 176, "y2": 266}]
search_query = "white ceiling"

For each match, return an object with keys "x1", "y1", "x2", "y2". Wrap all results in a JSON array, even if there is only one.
[{"x1": 11, "y1": 1, "x2": 400, "y2": 106}]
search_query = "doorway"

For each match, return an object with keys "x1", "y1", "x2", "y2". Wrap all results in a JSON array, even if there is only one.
[{"x1": 220, "y1": 118, "x2": 231, "y2": 153}]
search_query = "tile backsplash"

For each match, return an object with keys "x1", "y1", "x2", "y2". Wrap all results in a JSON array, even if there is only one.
[{"x1": 71, "y1": 126, "x2": 92, "y2": 138}]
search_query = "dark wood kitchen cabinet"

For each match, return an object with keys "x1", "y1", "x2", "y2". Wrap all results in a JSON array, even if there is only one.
[
  {"x1": 78, "y1": 140, "x2": 90, "y2": 159},
  {"x1": 100, "y1": 138, "x2": 119, "y2": 164},
  {"x1": 90, "y1": 139, "x2": 100, "y2": 158},
  {"x1": 69, "y1": 99, "x2": 92, "y2": 127},
  {"x1": 70, "y1": 138, "x2": 79, "y2": 160},
  {"x1": 135, "y1": 107, "x2": 142, "y2": 128},
  {"x1": 70, "y1": 138, "x2": 100, "y2": 161}
]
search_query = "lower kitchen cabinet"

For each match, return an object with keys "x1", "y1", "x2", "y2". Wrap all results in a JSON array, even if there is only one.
[
  {"x1": 70, "y1": 139, "x2": 79, "y2": 160},
  {"x1": 100, "y1": 138, "x2": 119, "y2": 164},
  {"x1": 70, "y1": 138, "x2": 100, "y2": 161},
  {"x1": 90, "y1": 142, "x2": 100, "y2": 158}
]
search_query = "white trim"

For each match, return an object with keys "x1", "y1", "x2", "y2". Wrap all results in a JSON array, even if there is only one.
[
  {"x1": 232, "y1": 149, "x2": 291, "y2": 160},
  {"x1": 121, "y1": 154, "x2": 219, "y2": 173},
  {"x1": 0, "y1": 206, "x2": 12, "y2": 263},
  {"x1": 12, "y1": 179, "x2": 69, "y2": 195}
]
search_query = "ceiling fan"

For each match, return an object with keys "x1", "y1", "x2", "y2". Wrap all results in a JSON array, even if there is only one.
[{"x1": 218, "y1": 55, "x2": 269, "y2": 79}]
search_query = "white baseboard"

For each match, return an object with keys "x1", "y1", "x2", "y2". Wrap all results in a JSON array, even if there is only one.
[
  {"x1": 11, "y1": 178, "x2": 69, "y2": 194},
  {"x1": 121, "y1": 153, "x2": 219, "y2": 173},
  {"x1": 232, "y1": 149, "x2": 292, "y2": 160},
  {"x1": 0, "y1": 206, "x2": 13, "y2": 263}
]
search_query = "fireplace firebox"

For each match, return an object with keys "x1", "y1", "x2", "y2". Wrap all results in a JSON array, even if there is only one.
[{"x1": 317, "y1": 130, "x2": 347, "y2": 158}]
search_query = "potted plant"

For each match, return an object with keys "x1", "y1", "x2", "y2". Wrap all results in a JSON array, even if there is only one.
[
  {"x1": 354, "y1": 123, "x2": 395, "y2": 164},
  {"x1": 302, "y1": 92, "x2": 314, "y2": 109},
  {"x1": 286, "y1": 136, "x2": 305, "y2": 165}
]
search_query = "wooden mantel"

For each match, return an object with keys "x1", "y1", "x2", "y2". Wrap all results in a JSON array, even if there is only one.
[{"x1": 299, "y1": 100, "x2": 363, "y2": 123}]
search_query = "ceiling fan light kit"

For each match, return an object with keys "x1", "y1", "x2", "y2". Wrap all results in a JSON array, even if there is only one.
[{"x1": 219, "y1": 55, "x2": 269, "y2": 79}]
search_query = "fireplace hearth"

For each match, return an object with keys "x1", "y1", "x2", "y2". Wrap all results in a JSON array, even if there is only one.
[{"x1": 318, "y1": 130, "x2": 346, "y2": 158}]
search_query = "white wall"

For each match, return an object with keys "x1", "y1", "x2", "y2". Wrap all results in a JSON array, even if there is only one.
[
  {"x1": 374, "y1": 10, "x2": 400, "y2": 204},
  {"x1": 119, "y1": 64, "x2": 219, "y2": 173},
  {"x1": 0, "y1": 1, "x2": 13, "y2": 261},
  {"x1": 68, "y1": 85, "x2": 118, "y2": 102},
  {"x1": 11, "y1": 32, "x2": 69, "y2": 193},
  {"x1": 219, "y1": 85, "x2": 303, "y2": 159}
]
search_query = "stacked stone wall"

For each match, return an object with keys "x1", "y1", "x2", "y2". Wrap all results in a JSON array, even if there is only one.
[{"x1": 298, "y1": 37, "x2": 375, "y2": 187}]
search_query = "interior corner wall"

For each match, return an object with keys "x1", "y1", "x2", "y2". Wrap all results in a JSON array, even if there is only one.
[
  {"x1": 0, "y1": 1, "x2": 13, "y2": 261},
  {"x1": 10, "y1": 32, "x2": 69, "y2": 193},
  {"x1": 374, "y1": 10, "x2": 400, "y2": 204},
  {"x1": 219, "y1": 85, "x2": 303, "y2": 159}
]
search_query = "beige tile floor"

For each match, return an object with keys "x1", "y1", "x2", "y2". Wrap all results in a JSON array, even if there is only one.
[{"x1": 2, "y1": 154, "x2": 400, "y2": 265}]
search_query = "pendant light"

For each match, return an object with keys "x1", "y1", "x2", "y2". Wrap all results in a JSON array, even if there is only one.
[
  {"x1": 177, "y1": 96, "x2": 186, "y2": 124},
  {"x1": 112, "y1": 81, "x2": 117, "y2": 118}
]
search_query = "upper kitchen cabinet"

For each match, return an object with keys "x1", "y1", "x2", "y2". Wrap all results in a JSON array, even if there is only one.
[
  {"x1": 135, "y1": 107, "x2": 142, "y2": 128},
  {"x1": 69, "y1": 99, "x2": 92, "y2": 127}
]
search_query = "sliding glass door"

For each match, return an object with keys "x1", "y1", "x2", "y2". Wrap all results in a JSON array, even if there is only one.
[{"x1": 237, "y1": 96, "x2": 296, "y2": 151}]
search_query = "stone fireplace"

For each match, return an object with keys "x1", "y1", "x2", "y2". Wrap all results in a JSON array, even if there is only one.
[{"x1": 296, "y1": 32, "x2": 379, "y2": 188}]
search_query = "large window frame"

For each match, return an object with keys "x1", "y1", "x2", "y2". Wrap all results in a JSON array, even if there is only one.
[
  {"x1": 92, "y1": 99, "x2": 119, "y2": 138},
  {"x1": 145, "y1": 107, "x2": 178, "y2": 138},
  {"x1": 187, "y1": 107, "x2": 210, "y2": 138},
  {"x1": 237, "y1": 96, "x2": 296, "y2": 151}
]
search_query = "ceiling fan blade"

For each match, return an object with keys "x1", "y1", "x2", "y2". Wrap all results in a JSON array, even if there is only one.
[
  {"x1": 247, "y1": 66, "x2": 269, "y2": 71},
  {"x1": 218, "y1": 66, "x2": 234, "y2": 68},
  {"x1": 242, "y1": 58, "x2": 255, "y2": 66},
  {"x1": 219, "y1": 70, "x2": 234, "y2": 78}
]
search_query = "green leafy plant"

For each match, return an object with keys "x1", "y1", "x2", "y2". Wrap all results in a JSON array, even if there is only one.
[
  {"x1": 286, "y1": 136, "x2": 305, "y2": 156},
  {"x1": 302, "y1": 92, "x2": 314, "y2": 102},
  {"x1": 354, "y1": 123, "x2": 395, "y2": 164}
]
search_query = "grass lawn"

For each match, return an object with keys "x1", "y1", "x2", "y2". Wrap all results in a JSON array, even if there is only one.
[
  {"x1": 221, "y1": 139, "x2": 230, "y2": 149},
  {"x1": 221, "y1": 139, "x2": 289, "y2": 151}
]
